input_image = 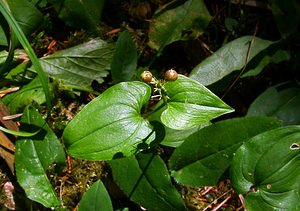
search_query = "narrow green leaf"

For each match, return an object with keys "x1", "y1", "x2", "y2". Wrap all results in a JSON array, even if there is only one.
[
  {"x1": 169, "y1": 117, "x2": 282, "y2": 187},
  {"x1": 189, "y1": 36, "x2": 274, "y2": 85},
  {"x1": 30, "y1": 38, "x2": 114, "y2": 88},
  {"x1": 111, "y1": 30, "x2": 137, "y2": 83},
  {"x1": 247, "y1": 83, "x2": 300, "y2": 125},
  {"x1": 160, "y1": 75, "x2": 234, "y2": 130},
  {"x1": 78, "y1": 180, "x2": 113, "y2": 211},
  {"x1": 148, "y1": 0, "x2": 211, "y2": 52},
  {"x1": 49, "y1": 0, "x2": 105, "y2": 31},
  {"x1": 0, "y1": 1, "x2": 52, "y2": 112},
  {"x1": 63, "y1": 82, "x2": 153, "y2": 160},
  {"x1": 109, "y1": 153, "x2": 187, "y2": 211},
  {"x1": 0, "y1": 125, "x2": 40, "y2": 137},
  {"x1": 3, "y1": 77, "x2": 47, "y2": 114},
  {"x1": 0, "y1": 0, "x2": 43, "y2": 46},
  {"x1": 231, "y1": 126, "x2": 300, "y2": 210},
  {"x1": 15, "y1": 106, "x2": 66, "y2": 208}
]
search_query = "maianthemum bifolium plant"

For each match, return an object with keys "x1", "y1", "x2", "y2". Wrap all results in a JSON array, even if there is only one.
[{"x1": 0, "y1": 0, "x2": 300, "y2": 210}]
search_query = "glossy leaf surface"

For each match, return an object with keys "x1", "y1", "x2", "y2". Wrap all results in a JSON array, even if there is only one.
[
  {"x1": 30, "y1": 38, "x2": 114, "y2": 88},
  {"x1": 160, "y1": 75, "x2": 233, "y2": 130},
  {"x1": 231, "y1": 126, "x2": 300, "y2": 210},
  {"x1": 63, "y1": 82, "x2": 153, "y2": 160},
  {"x1": 189, "y1": 36, "x2": 274, "y2": 85},
  {"x1": 111, "y1": 30, "x2": 137, "y2": 83},
  {"x1": 78, "y1": 180, "x2": 113, "y2": 211},
  {"x1": 49, "y1": 0, "x2": 105, "y2": 30},
  {"x1": 148, "y1": 0, "x2": 211, "y2": 52},
  {"x1": 0, "y1": 0, "x2": 43, "y2": 46},
  {"x1": 15, "y1": 106, "x2": 65, "y2": 208},
  {"x1": 169, "y1": 117, "x2": 282, "y2": 187},
  {"x1": 247, "y1": 83, "x2": 300, "y2": 125},
  {"x1": 161, "y1": 124, "x2": 206, "y2": 147},
  {"x1": 109, "y1": 153, "x2": 187, "y2": 211}
]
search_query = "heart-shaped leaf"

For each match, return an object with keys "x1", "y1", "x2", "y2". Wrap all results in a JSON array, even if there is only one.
[
  {"x1": 78, "y1": 180, "x2": 113, "y2": 211},
  {"x1": 109, "y1": 153, "x2": 187, "y2": 211},
  {"x1": 231, "y1": 126, "x2": 300, "y2": 210},
  {"x1": 30, "y1": 38, "x2": 114, "y2": 88},
  {"x1": 63, "y1": 81, "x2": 153, "y2": 160},
  {"x1": 247, "y1": 83, "x2": 300, "y2": 125},
  {"x1": 148, "y1": 0, "x2": 211, "y2": 52},
  {"x1": 15, "y1": 106, "x2": 66, "y2": 208},
  {"x1": 160, "y1": 75, "x2": 234, "y2": 130},
  {"x1": 189, "y1": 36, "x2": 274, "y2": 85},
  {"x1": 169, "y1": 117, "x2": 282, "y2": 187}
]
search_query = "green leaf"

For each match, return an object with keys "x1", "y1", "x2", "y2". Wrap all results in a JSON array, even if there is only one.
[
  {"x1": 109, "y1": 153, "x2": 187, "y2": 211},
  {"x1": 148, "y1": 0, "x2": 211, "y2": 52},
  {"x1": 63, "y1": 81, "x2": 153, "y2": 160},
  {"x1": 3, "y1": 77, "x2": 47, "y2": 113},
  {"x1": 0, "y1": 0, "x2": 43, "y2": 46},
  {"x1": 78, "y1": 180, "x2": 113, "y2": 211},
  {"x1": 30, "y1": 38, "x2": 114, "y2": 88},
  {"x1": 247, "y1": 83, "x2": 300, "y2": 125},
  {"x1": 242, "y1": 49, "x2": 290, "y2": 78},
  {"x1": 49, "y1": 0, "x2": 105, "y2": 31},
  {"x1": 15, "y1": 106, "x2": 66, "y2": 208},
  {"x1": 0, "y1": 125, "x2": 40, "y2": 137},
  {"x1": 161, "y1": 123, "x2": 207, "y2": 147},
  {"x1": 0, "y1": 0, "x2": 52, "y2": 113},
  {"x1": 111, "y1": 30, "x2": 137, "y2": 83},
  {"x1": 147, "y1": 102, "x2": 210, "y2": 147},
  {"x1": 0, "y1": 49, "x2": 26, "y2": 64},
  {"x1": 189, "y1": 36, "x2": 274, "y2": 85},
  {"x1": 169, "y1": 117, "x2": 282, "y2": 187},
  {"x1": 160, "y1": 75, "x2": 234, "y2": 130},
  {"x1": 230, "y1": 126, "x2": 300, "y2": 210}
]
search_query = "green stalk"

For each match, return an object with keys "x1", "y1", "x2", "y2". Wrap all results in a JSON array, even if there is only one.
[{"x1": 0, "y1": 1, "x2": 52, "y2": 114}]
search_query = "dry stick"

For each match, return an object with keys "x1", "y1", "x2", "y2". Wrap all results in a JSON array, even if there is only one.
[
  {"x1": 202, "y1": 186, "x2": 214, "y2": 195},
  {"x1": 203, "y1": 189, "x2": 233, "y2": 211},
  {"x1": 212, "y1": 195, "x2": 232, "y2": 211},
  {"x1": 221, "y1": 23, "x2": 259, "y2": 99},
  {"x1": 238, "y1": 193, "x2": 245, "y2": 209},
  {"x1": 0, "y1": 87, "x2": 19, "y2": 97}
]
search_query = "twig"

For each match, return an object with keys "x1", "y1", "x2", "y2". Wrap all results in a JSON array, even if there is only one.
[
  {"x1": 2, "y1": 113, "x2": 22, "y2": 120},
  {"x1": 0, "y1": 87, "x2": 19, "y2": 97},
  {"x1": 221, "y1": 23, "x2": 259, "y2": 99},
  {"x1": 212, "y1": 195, "x2": 232, "y2": 211},
  {"x1": 105, "y1": 28, "x2": 121, "y2": 36},
  {"x1": 203, "y1": 189, "x2": 233, "y2": 211},
  {"x1": 201, "y1": 186, "x2": 214, "y2": 195}
]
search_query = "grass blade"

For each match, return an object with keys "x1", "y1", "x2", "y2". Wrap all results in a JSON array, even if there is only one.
[{"x1": 0, "y1": 1, "x2": 52, "y2": 113}]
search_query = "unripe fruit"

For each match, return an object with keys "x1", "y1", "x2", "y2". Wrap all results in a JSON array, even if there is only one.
[
  {"x1": 165, "y1": 69, "x2": 178, "y2": 81},
  {"x1": 140, "y1": 71, "x2": 153, "y2": 82}
]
